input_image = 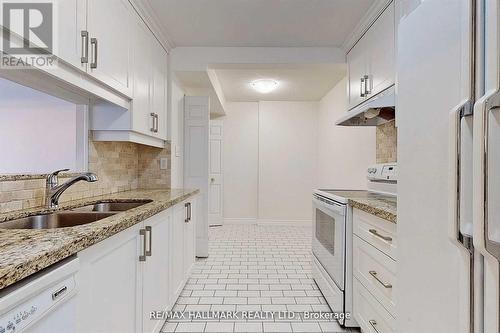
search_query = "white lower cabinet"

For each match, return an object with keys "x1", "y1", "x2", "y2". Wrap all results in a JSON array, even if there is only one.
[
  {"x1": 353, "y1": 279, "x2": 395, "y2": 333},
  {"x1": 77, "y1": 221, "x2": 143, "y2": 333},
  {"x1": 171, "y1": 197, "x2": 197, "y2": 301},
  {"x1": 142, "y1": 212, "x2": 171, "y2": 333},
  {"x1": 352, "y1": 208, "x2": 397, "y2": 333},
  {"x1": 77, "y1": 197, "x2": 197, "y2": 333}
]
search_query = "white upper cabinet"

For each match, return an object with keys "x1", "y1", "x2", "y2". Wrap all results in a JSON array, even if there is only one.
[
  {"x1": 90, "y1": 0, "x2": 169, "y2": 148},
  {"x1": 131, "y1": 16, "x2": 153, "y2": 136},
  {"x1": 364, "y1": 3, "x2": 395, "y2": 98},
  {"x1": 87, "y1": 0, "x2": 133, "y2": 97},
  {"x1": 347, "y1": 35, "x2": 369, "y2": 108},
  {"x1": 54, "y1": 0, "x2": 87, "y2": 71},
  {"x1": 151, "y1": 39, "x2": 168, "y2": 139},
  {"x1": 347, "y1": 1, "x2": 395, "y2": 110}
]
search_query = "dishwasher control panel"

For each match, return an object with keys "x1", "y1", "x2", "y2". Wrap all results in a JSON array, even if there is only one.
[{"x1": 0, "y1": 275, "x2": 76, "y2": 332}]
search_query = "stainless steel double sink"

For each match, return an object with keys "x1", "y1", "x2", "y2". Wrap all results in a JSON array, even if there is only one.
[{"x1": 0, "y1": 200, "x2": 153, "y2": 230}]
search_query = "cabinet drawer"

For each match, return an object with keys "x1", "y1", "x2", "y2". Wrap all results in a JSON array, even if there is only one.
[
  {"x1": 354, "y1": 279, "x2": 395, "y2": 333},
  {"x1": 353, "y1": 209, "x2": 397, "y2": 260},
  {"x1": 353, "y1": 236, "x2": 396, "y2": 316}
]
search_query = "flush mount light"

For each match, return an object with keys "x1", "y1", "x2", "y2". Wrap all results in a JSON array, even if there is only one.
[{"x1": 251, "y1": 79, "x2": 279, "y2": 93}]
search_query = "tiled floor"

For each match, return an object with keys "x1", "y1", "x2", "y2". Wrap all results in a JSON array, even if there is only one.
[{"x1": 161, "y1": 225, "x2": 358, "y2": 333}]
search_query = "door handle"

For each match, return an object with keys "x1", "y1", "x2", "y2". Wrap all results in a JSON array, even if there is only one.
[
  {"x1": 90, "y1": 38, "x2": 98, "y2": 69},
  {"x1": 369, "y1": 271, "x2": 392, "y2": 289},
  {"x1": 369, "y1": 320, "x2": 381, "y2": 333},
  {"x1": 188, "y1": 202, "x2": 192, "y2": 222},
  {"x1": 139, "y1": 228, "x2": 147, "y2": 262},
  {"x1": 185, "y1": 202, "x2": 190, "y2": 223},
  {"x1": 80, "y1": 31, "x2": 89, "y2": 64},
  {"x1": 155, "y1": 113, "x2": 159, "y2": 133},
  {"x1": 145, "y1": 226, "x2": 152, "y2": 257},
  {"x1": 368, "y1": 229, "x2": 392, "y2": 242},
  {"x1": 360, "y1": 77, "x2": 366, "y2": 97}
]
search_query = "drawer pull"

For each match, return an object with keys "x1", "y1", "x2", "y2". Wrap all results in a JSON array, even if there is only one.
[
  {"x1": 369, "y1": 270, "x2": 392, "y2": 289},
  {"x1": 369, "y1": 320, "x2": 381, "y2": 333},
  {"x1": 369, "y1": 229, "x2": 393, "y2": 242}
]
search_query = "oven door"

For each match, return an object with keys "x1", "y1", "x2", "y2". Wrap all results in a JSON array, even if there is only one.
[{"x1": 312, "y1": 194, "x2": 346, "y2": 290}]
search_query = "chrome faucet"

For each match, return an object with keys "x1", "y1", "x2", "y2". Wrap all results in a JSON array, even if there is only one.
[{"x1": 46, "y1": 169, "x2": 98, "y2": 209}]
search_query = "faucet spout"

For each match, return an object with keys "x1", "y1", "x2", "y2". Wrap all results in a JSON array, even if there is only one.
[{"x1": 46, "y1": 171, "x2": 98, "y2": 208}]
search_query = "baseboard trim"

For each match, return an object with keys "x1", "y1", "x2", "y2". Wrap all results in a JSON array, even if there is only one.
[{"x1": 223, "y1": 218, "x2": 311, "y2": 227}]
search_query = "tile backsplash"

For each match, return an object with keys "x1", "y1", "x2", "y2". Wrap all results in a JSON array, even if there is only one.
[
  {"x1": 0, "y1": 140, "x2": 171, "y2": 213},
  {"x1": 376, "y1": 120, "x2": 397, "y2": 163}
]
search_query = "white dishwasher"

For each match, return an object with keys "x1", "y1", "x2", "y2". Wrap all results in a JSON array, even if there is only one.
[{"x1": 0, "y1": 257, "x2": 79, "y2": 333}]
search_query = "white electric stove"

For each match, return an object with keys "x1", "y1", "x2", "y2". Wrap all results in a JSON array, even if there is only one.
[{"x1": 312, "y1": 163, "x2": 397, "y2": 328}]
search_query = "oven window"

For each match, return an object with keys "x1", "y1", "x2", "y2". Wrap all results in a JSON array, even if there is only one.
[{"x1": 316, "y1": 209, "x2": 335, "y2": 255}]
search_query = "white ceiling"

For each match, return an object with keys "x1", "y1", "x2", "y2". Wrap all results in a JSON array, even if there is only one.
[
  {"x1": 174, "y1": 71, "x2": 225, "y2": 115},
  {"x1": 211, "y1": 64, "x2": 346, "y2": 102},
  {"x1": 148, "y1": 0, "x2": 375, "y2": 47}
]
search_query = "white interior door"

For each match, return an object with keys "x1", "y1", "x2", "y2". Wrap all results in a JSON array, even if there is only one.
[
  {"x1": 184, "y1": 96, "x2": 209, "y2": 257},
  {"x1": 209, "y1": 120, "x2": 224, "y2": 226}
]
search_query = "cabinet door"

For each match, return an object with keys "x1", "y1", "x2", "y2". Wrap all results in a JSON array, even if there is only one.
[
  {"x1": 184, "y1": 199, "x2": 196, "y2": 277},
  {"x1": 347, "y1": 37, "x2": 368, "y2": 109},
  {"x1": 131, "y1": 14, "x2": 152, "y2": 135},
  {"x1": 143, "y1": 210, "x2": 171, "y2": 333},
  {"x1": 77, "y1": 222, "x2": 143, "y2": 333},
  {"x1": 365, "y1": 2, "x2": 395, "y2": 97},
  {"x1": 87, "y1": 0, "x2": 133, "y2": 97},
  {"x1": 151, "y1": 39, "x2": 168, "y2": 140},
  {"x1": 55, "y1": 0, "x2": 87, "y2": 70},
  {"x1": 171, "y1": 201, "x2": 187, "y2": 298}
]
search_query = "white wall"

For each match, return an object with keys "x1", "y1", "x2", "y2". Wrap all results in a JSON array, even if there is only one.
[
  {"x1": 316, "y1": 77, "x2": 375, "y2": 189},
  {"x1": 258, "y1": 101, "x2": 318, "y2": 222},
  {"x1": 222, "y1": 101, "x2": 318, "y2": 223},
  {"x1": 223, "y1": 102, "x2": 259, "y2": 220},
  {"x1": 0, "y1": 78, "x2": 81, "y2": 174},
  {"x1": 169, "y1": 77, "x2": 185, "y2": 188}
]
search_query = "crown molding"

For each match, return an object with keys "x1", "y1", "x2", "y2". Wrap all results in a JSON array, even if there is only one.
[
  {"x1": 129, "y1": 0, "x2": 176, "y2": 52},
  {"x1": 341, "y1": 0, "x2": 393, "y2": 54}
]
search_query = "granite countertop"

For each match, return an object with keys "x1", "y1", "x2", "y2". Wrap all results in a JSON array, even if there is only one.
[
  {"x1": 325, "y1": 190, "x2": 397, "y2": 223},
  {"x1": 0, "y1": 188, "x2": 199, "y2": 290}
]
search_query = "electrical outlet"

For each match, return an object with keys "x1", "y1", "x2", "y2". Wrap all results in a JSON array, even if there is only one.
[{"x1": 160, "y1": 158, "x2": 168, "y2": 170}]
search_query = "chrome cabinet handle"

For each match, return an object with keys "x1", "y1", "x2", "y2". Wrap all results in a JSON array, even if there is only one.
[
  {"x1": 369, "y1": 270, "x2": 392, "y2": 289},
  {"x1": 369, "y1": 229, "x2": 392, "y2": 242},
  {"x1": 81, "y1": 31, "x2": 89, "y2": 63},
  {"x1": 155, "y1": 113, "x2": 159, "y2": 133},
  {"x1": 150, "y1": 113, "x2": 156, "y2": 132},
  {"x1": 139, "y1": 228, "x2": 147, "y2": 261},
  {"x1": 360, "y1": 77, "x2": 366, "y2": 97},
  {"x1": 90, "y1": 38, "x2": 98, "y2": 69},
  {"x1": 185, "y1": 202, "x2": 190, "y2": 223},
  {"x1": 188, "y1": 202, "x2": 192, "y2": 222},
  {"x1": 364, "y1": 75, "x2": 371, "y2": 95},
  {"x1": 145, "y1": 226, "x2": 152, "y2": 257},
  {"x1": 369, "y1": 320, "x2": 381, "y2": 333}
]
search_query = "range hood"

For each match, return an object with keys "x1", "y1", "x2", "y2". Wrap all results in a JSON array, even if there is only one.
[{"x1": 336, "y1": 86, "x2": 395, "y2": 126}]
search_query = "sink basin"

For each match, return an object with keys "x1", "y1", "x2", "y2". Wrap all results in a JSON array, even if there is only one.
[
  {"x1": 72, "y1": 200, "x2": 153, "y2": 212},
  {"x1": 0, "y1": 212, "x2": 116, "y2": 230}
]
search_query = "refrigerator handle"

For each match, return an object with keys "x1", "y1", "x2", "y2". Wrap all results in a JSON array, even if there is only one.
[
  {"x1": 449, "y1": 100, "x2": 474, "y2": 251},
  {"x1": 476, "y1": 91, "x2": 500, "y2": 261}
]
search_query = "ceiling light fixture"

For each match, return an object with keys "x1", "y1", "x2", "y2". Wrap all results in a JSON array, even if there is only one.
[{"x1": 251, "y1": 79, "x2": 279, "y2": 94}]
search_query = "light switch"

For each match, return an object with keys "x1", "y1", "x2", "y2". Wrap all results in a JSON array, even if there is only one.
[{"x1": 160, "y1": 158, "x2": 168, "y2": 170}]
